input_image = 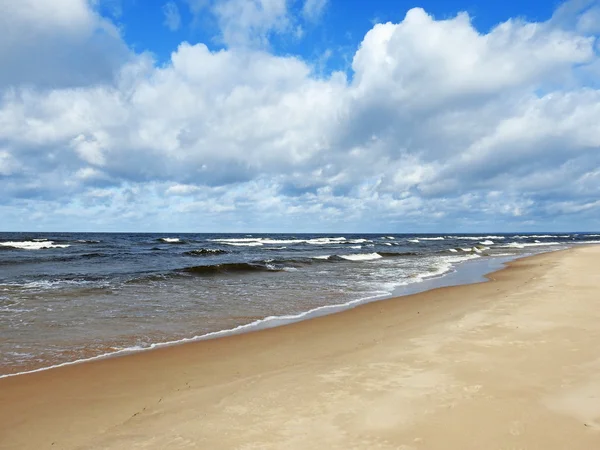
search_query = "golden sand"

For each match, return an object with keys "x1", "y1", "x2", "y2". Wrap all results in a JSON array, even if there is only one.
[{"x1": 1, "y1": 246, "x2": 600, "y2": 449}]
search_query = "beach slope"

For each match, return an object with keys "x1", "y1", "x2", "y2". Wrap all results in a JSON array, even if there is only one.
[{"x1": 1, "y1": 246, "x2": 600, "y2": 449}]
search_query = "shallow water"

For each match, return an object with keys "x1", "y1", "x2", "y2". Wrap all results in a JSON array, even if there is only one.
[{"x1": 0, "y1": 232, "x2": 594, "y2": 376}]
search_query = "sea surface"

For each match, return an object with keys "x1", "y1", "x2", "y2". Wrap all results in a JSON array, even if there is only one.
[{"x1": 1, "y1": 232, "x2": 598, "y2": 377}]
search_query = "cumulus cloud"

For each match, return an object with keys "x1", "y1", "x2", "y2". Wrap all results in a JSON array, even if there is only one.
[
  {"x1": 0, "y1": 0, "x2": 130, "y2": 89},
  {"x1": 1, "y1": 1, "x2": 600, "y2": 231},
  {"x1": 186, "y1": 0, "x2": 293, "y2": 48}
]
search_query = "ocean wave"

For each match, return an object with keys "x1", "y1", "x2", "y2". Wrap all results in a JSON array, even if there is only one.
[
  {"x1": 184, "y1": 249, "x2": 228, "y2": 256},
  {"x1": 449, "y1": 236, "x2": 506, "y2": 240},
  {"x1": 1, "y1": 278, "x2": 105, "y2": 291},
  {"x1": 179, "y1": 252, "x2": 396, "y2": 274},
  {"x1": 210, "y1": 238, "x2": 263, "y2": 243},
  {"x1": 158, "y1": 238, "x2": 184, "y2": 243},
  {"x1": 209, "y1": 236, "x2": 371, "y2": 247},
  {"x1": 513, "y1": 235, "x2": 562, "y2": 239},
  {"x1": 337, "y1": 253, "x2": 382, "y2": 261},
  {"x1": 181, "y1": 261, "x2": 287, "y2": 275},
  {"x1": 457, "y1": 247, "x2": 490, "y2": 253},
  {"x1": 254, "y1": 239, "x2": 305, "y2": 245},
  {"x1": 0, "y1": 241, "x2": 70, "y2": 250},
  {"x1": 210, "y1": 237, "x2": 304, "y2": 245},
  {"x1": 501, "y1": 242, "x2": 562, "y2": 249},
  {"x1": 422, "y1": 254, "x2": 481, "y2": 279},
  {"x1": 420, "y1": 237, "x2": 445, "y2": 241},
  {"x1": 407, "y1": 239, "x2": 420, "y2": 243}
]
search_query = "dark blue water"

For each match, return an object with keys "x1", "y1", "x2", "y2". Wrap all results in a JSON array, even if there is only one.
[{"x1": 0, "y1": 232, "x2": 597, "y2": 376}]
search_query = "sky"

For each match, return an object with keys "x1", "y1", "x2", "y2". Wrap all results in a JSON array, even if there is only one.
[{"x1": 1, "y1": 0, "x2": 599, "y2": 233}]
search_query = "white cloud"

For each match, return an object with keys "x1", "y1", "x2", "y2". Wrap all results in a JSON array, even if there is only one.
[
  {"x1": 0, "y1": 0, "x2": 130, "y2": 89},
  {"x1": 0, "y1": 150, "x2": 20, "y2": 176},
  {"x1": 186, "y1": 0, "x2": 293, "y2": 48},
  {"x1": 1, "y1": 2, "x2": 600, "y2": 231},
  {"x1": 166, "y1": 184, "x2": 201, "y2": 195},
  {"x1": 302, "y1": 0, "x2": 328, "y2": 22},
  {"x1": 351, "y1": 8, "x2": 593, "y2": 106},
  {"x1": 163, "y1": 1, "x2": 182, "y2": 31}
]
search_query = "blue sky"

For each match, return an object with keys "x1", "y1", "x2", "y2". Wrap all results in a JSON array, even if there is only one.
[
  {"x1": 109, "y1": 1, "x2": 561, "y2": 71},
  {"x1": 1, "y1": 0, "x2": 599, "y2": 232}
]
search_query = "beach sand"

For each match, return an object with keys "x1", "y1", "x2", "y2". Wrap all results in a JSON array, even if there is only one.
[{"x1": 1, "y1": 246, "x2": 600, "y2": 449}]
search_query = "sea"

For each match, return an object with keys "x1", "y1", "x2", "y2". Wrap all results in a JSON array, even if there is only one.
[{"x1": 1, "y1": 232, "x2": 598, "y2": 377}]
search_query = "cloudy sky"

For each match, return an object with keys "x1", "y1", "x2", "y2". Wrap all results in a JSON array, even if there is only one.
[{"x1": 1, "y1": 0, "x2": 599, "y2": 232}]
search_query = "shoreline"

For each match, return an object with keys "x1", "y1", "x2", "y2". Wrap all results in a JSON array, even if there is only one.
[
  {"x1": 0, "y1": 250, "x2": 538, "y2": 379},
  {"x1": 2, "y1": 245, "x2": 599, "y2": 449}
]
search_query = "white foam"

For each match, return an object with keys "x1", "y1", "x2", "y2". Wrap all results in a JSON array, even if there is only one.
[
  {"x1": 501, "y1": 242, "x2": 562, "y2": 249},
  {"x1": 350, "y1": 245, "x2": 362, "y2": 249},
  {"x1": 479, "y1": 240, "x2": 494, "y2": 245},
  {"x1": 307, "y1": 237, "x2": 347, "y2": 245},
  {"x1": 259, "y1": 239, "x2": 305, "y2": 244},
  {"x1": 420, "y1": 237, "x2": 445, "y2": 241},
  {"x1": 211, "y1": 237, "x2": 353, "y2": 246},
  {"x1": 408, "y1": 254, "x2": 481, "y2": 284},
  {"x1": 159, "y1": 238, "x2": 180, "y2": 243},
  {"x1": 211, "y1": 238, "x2": 261, "y2": 243},
  {"x1": 313, "y1": 255, "x2": 330, "y2": 260},
  {"x1": 0, "y1": 241, "x2": 70, "y2": 250},
  {"x1": 212, "y1": 237, "x2": 305, "y2": 245},
  {"x1": 348, "y1": 239, "x2": 370, "y2": 244},
  {"x1": 407, "y1": 239, "x2": 420, "y2": 243},
  {"x1": 450, "y1": 236, "x2": 506, "y2": 240},
  {"x1": 449, "y1": 248, "x2": 458, "y2": 253},
  {"x1": 339, "y1": 253, "x2": 382, "y2": 261},
  {"x1": 4, "y1": 280, "x2": 95, "y2": 290},
  {"x1": 223, "y1": 242, "x2": 264, "y2": 247}
]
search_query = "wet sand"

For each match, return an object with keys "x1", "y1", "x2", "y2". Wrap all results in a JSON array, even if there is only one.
[{"x1": 1, "y1": 246, "x2": 600, "y2": 449}]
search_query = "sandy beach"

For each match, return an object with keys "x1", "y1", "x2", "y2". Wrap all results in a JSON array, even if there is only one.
[{"x1": 1, "y1": 246, "x2": 600, "y2": 449}]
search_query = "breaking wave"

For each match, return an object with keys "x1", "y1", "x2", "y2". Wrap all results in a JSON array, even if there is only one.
[
  {"x1": 0, "y1": 241, "x2": 70, "y2": 250},
  {"x1": 158, "y1": 238, "x2": 184, "y2": 243}
]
